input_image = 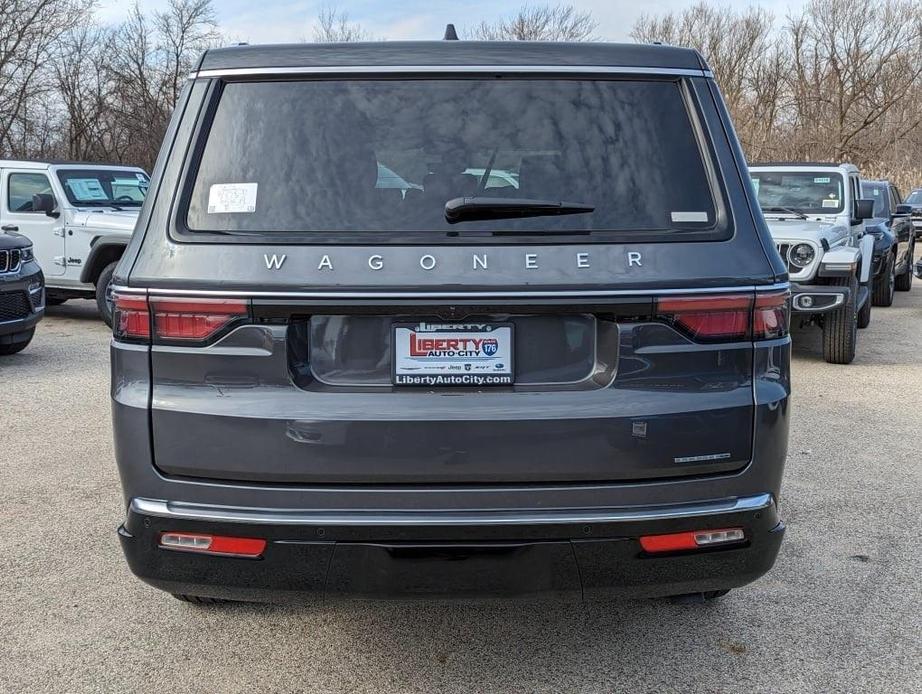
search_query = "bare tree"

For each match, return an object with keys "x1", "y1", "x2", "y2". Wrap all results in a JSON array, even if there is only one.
[
  {"x1": 632, "y1": 0, "x2": 922, "y2": 192},
  {"x1": 0, "y1": 0, "x2": 91, "y2": 156},
  {"x1": 312, "y1": 6, "x2": 371, "y2": 43},
  {"x1": 469, "y1": 4, "x2": 596, "y2": 41}
]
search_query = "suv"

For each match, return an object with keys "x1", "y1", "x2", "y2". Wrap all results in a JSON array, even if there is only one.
[
  {"x1": 0, "y1": 160, "x2": 150, "y2": 325},
  {"x1": 112, "y1": 41, "x2": 790, "y2": 604},
  {"x1": 860, "y1": 179, "x2": 915, "y2": 305},
  {"x1": 0, "y1": 228, "x2": 43, "y2": 354},
  {"x1": 749, "y1": 163, "x2": 875, "y2": 364}
]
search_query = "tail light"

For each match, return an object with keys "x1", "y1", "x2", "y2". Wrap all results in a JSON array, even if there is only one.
[
  {"x1": 656, "y1": 290, "x2": 790, "y2": 342},
  {"x1": 112, "y1": 292, "x2": 249, "y2": 345}
]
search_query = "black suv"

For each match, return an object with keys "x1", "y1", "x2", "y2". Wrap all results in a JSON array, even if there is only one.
[
  {"x1": 111, "y1": 41, "x2": 791, "y2": 604},
  {"x1": 0, "y1": 228, "x2": 43, "y2": 354}
]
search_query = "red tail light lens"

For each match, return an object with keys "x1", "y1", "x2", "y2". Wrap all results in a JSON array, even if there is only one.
[
  {"x1": 753, "y1": 290, "x2": 790, "y2": 340},
  {"x1": 656, "y1": 290, "x2": 790, "y2": 342},
  {"x1": 656, "y1": 294, "x2": 752, "y2": 342},
  {"x1": 150, "y1": 297, "x2": 248, "y2": 343},
  {"x1": 159, "y1": 532, "x2": 266, "y2": 558},
  {"x1": 112, "y1": 293, "x2": 150, "y2": 341}
]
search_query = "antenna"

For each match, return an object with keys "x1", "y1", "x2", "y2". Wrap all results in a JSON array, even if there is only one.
[{"x1": 443, "y1": 24, "x2": 459, "y2": 40}]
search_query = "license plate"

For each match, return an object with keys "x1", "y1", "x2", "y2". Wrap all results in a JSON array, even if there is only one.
[{"x1": 393, "y1": 322, "x2": 514, "y2": 386}]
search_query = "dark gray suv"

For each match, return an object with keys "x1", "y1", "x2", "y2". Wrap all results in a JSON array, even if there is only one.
[{"x1": 111, "y1": 41, "x2": 791, "y2": 604}]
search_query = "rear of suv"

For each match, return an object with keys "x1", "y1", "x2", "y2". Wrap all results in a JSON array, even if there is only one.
[{"x1": 112, "y1": 41, "x2": 790, "y2": 604}]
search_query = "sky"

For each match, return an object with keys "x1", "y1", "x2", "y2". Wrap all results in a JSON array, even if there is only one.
[{"x1": 94, "y1": 0, "x2": 806, "y2": 44}]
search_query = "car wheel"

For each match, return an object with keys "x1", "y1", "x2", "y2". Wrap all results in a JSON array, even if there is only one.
[
  {"x1": 95, "y1": 260, "x2": 119, "y2": 327},
  {"x1": 822, "y1": 275, "x2": 858, "y2": 365},
  {"x1": 871, "y1": 253, "x2": 895, "y2": 307},
  {"x1": 171, "y1": 593, "x2": 234, "y2": 605},
  {"x1": 856, "y1": 283, "x2": 872, "y2": 329},
  {"x1": 895, "y1": 243, "x2": 914, "y2": 292},
  {"x1": 0, "y1": 328, "x2": 35, "y2": 355},
  {"x1": 667, "y1": 589, "x2": 731, "y2": 604}
]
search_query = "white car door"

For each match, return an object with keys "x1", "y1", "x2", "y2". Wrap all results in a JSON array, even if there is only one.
[{"x1": 1, "y1": 169, "x2": 66, "y2": 276}]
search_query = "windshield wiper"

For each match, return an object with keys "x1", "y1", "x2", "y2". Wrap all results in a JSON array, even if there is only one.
[
  {"x1": 445, "y1": 197, "x2": 594, "y2": 224},
  {"x1": 760, "y1": 205, "x2": 808, "y2": 220}
]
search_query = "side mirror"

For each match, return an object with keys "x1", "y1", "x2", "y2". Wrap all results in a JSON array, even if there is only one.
[
  {"x1": 914, "y1": 260, "x2": 922, "y2": 280},
  {"x1": 854, "y1": 198, "x2": 874, "y2": 221},
  {"x1": 32, "y1": 193, "x2": 59, "y2": 218},
  {"x1": 894, "y1": 204, "x2": 912, "y2": 216}
]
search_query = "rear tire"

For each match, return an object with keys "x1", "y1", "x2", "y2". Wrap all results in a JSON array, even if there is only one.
[
  {"x1": 895, "y1": 243, "x2": 914, "y2": 291},
  {"x1": 95, "y1": 261, "x2": 118, "y2": 327},
  {"x1": 871, "y1": 253, "x2": 895, "y2": 306},
  {"x1": 856, "y1": 283, "x2": 871, "y2": 329},
  {"x1": 0, "y1": 328, "x2": 35, "y2": 355},
  {"x1": 667, "y1": 589, "x2": 731, "y2": 604},
  {"x1": 822, "y1": 276, "x2": 858, "y2": 365},
  {"x1": 171, "y1": 593, "x2": 233, "y2": 605}
]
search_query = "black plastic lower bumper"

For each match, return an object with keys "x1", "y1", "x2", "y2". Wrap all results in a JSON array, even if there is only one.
[
  {"x1": 0, "y1": 265, "x2": 44, "y2": 339},
  {"x1": 119, "y1": 495, "x2": 785, "y2": 602}
]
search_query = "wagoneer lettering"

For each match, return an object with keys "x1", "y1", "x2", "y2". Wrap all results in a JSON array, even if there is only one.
[{"x1": 111, "y1": 40, "x2": 789, "y2": 605}]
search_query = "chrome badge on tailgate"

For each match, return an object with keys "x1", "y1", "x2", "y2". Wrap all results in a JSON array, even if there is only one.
[{"x1": 393, "y1": 322, "x2": 514, "y2": 386}]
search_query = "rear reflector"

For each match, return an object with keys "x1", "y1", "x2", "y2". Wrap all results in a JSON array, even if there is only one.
[
  {"x1": 159, "y1": 532, "x2": 267, "y2": 558},
  {"x1": 150, "y1": 297, "x2": 248, "y2": 342},
  {"x1": 639, "y1": 527, "x2": 745, "y2": 553},
  {"x1": 656, "y1": 290, "x2": 790, "y2": 342}
]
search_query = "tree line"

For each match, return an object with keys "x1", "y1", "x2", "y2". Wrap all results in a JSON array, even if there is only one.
[{"x1": 1, "y1": 1, "x2": 920, "y2": 191}]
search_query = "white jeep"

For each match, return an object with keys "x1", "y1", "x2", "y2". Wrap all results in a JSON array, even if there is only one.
[
  {"x1": 749, "y1": 163, "x2": 875, "y2": 364},
  {"x1": 0, "y1": 160, "x2": 149, "y2": 325}
]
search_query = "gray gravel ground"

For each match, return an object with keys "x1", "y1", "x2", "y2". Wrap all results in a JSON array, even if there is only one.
[{"x1": 2, "y1": 273, "x2": 921, "y2": 694}]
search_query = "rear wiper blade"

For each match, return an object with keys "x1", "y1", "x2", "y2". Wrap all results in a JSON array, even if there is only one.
[
  {"x1": 445, "y1": 197, "x2": 594, "y2": 224},
  {"x1": 760, "y1": 206, "x2": 807, "y2": 220}
]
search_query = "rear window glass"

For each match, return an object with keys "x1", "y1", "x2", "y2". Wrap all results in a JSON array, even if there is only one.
[{"x1": 186, "y1": 79, "x2": 719, "y2": 237}]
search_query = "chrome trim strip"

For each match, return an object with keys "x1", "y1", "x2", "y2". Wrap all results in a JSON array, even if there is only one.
[
  {"x1": 112, "y1": 282, "x2": 790, "y2": 300},
  {"x1": 131, "y1": 493, "x2": 773, "y2": 527},
  {"x1": 191, "y1": 65, "x2": 710, "y2": 79}
]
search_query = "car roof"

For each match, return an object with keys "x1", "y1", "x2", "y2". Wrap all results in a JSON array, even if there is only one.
[
  {"x1": 0, "y1": 159, "x2": 145, "y2": 171},
  {"x1": 749, "y1": 162, "x2": 860, "y2": 174},
  {"x1": 196, "y1": 41, "x2": 709, "y2": 74}
]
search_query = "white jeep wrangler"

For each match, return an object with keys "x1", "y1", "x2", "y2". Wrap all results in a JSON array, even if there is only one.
[
  {"x1": 0, "y1": 160, "x2": 149, "y2": 325},
  {"x1": 749, "y1": 162, "x2": 875, "y2": 364}
]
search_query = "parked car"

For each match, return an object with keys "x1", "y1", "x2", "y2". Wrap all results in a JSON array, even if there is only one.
[
  {"x1": 0, "y1": 228, "x2": 43, "y2": 354},
  {"x1": 860, "y1": 179, "x2": 915, "y2": 305},
  {"x1": 112, "y1": 40, "x2": 790, "y2": 605},
  {"x1": 0, "y1": 160, "x2": 150, "y2": 326},
  {"x1": 749, "y1": 162, "x2": 875, "y2": 363}
]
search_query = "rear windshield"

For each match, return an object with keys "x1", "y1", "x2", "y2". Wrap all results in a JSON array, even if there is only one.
[
  {"x1": 750, "y1": 171, "x2": 845, "y2": 215},
  {"x1": 185, "y1": 79, "x2": 719, "y2": 238}
]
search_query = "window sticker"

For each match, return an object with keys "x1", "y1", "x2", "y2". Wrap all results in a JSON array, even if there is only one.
[
  {"x1": 671, "y1": 211, "x2": 709, "y2": 223},
  {"x1": 821, "y1": 198, "x2": 840, "y2": 208},
  {"x1": 135, "y1": 173, "x2": 147, "y2": 181},
  {"x1": 814, "y1": 177, "x2": 831, "y2": 184},
  {"x1": 750, "y1": 178, "x2": 760, "y2": 195},
  {"x1": 207, "y1": 183, "x2": 258, "y2": 214},
  {"x1": 66, "y1": 178, "x2": 108, "y2": 201}
]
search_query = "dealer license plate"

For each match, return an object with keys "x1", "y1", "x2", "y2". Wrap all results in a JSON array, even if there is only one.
[{"x1": 393, "y1": 322, "x2": 514, "y2": 386}]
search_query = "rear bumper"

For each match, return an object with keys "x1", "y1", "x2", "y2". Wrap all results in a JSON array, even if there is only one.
[{"x1": 119, "y1": 493, "x2": 784, "y2": 602}]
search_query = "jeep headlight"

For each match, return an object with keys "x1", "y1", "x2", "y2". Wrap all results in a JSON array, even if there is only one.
[
  {"x1": 20, "y1": 245, "x2": 34, "y2": 262},
  {"x1": 789, "y1": 243, "x2": 815, "y2": 268}
]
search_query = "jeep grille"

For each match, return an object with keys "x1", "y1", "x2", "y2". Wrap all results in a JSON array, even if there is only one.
[
  {"x1": 0, "y1": 249, "x2": 21, "y2": 274},
  {"x1": 0, "y1": 291, "x2": 30, "y2": 321}
]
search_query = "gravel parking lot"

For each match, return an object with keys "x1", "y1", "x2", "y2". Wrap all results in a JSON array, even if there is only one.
[{"x1": 2, "y1": 278, "x2": 921, "y2": 694}]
